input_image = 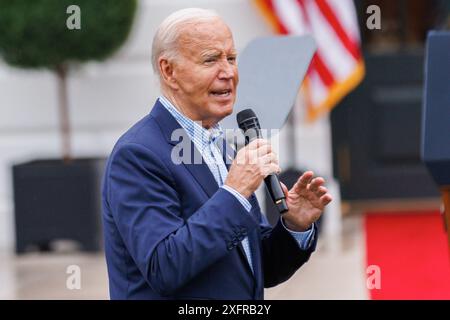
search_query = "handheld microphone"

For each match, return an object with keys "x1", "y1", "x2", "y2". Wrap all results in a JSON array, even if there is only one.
[{"x1": 236, "y1": 109, "x2": 289, "y2": 214}]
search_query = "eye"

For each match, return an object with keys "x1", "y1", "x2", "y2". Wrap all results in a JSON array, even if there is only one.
[
  {"x1": 227, "y1": 56, "x2": 236, "y2": 63},
  {"x1": 204, "y1": 57, "x2": 217, "y2": 63}
]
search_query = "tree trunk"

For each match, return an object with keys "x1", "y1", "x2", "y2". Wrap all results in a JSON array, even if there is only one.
[{"x1": 55, "y1": 64, "x2": 71, "y2": 162}]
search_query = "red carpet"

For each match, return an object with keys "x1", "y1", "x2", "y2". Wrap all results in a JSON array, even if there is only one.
[{"x1": 365, "y1": 210, "x2": 450, "y2": 299}]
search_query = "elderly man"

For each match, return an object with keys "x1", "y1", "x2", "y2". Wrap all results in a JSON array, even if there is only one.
[{"x1": 102, "y1": 8, "x2": 332, "y2": 300}]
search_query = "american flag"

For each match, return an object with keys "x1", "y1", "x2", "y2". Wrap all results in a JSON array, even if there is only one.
[{"x1": 254, "y1": 0, "x2": 365, "y2": 121}]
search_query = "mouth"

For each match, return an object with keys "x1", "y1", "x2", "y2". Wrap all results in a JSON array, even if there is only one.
[{"x1": 209, "y1": 89, "x2": 232, "y2": 97}]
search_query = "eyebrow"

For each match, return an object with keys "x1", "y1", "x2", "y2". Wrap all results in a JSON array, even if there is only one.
[
  {"x1": 200, "y1": 50, "x2": 237, "y2": 59},
  {"x1": 201, "y1": 50, "x2": 221, "y2": 58}
]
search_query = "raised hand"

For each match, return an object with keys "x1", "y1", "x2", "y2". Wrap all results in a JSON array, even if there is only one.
[{"x1": 280, "y1": 171, "x2": 332, "y2": 232}]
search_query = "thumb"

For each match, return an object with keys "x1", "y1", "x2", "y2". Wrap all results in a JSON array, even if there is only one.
[{"x1": 280, "y1": 182, "x2": 289, "y2": 198}]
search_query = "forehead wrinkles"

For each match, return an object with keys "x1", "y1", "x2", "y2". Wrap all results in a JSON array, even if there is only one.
[{"x1": 177, "y1": 21, "x2": 235, "y2": 58}]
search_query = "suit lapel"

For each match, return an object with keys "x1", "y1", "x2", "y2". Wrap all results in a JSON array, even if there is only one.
[
  {"x1": 182, "y1": 142, "x2": 219, "y2": 198},
  {"x1": 151, "y1": 100, "x2": 218, "y2": 198}
]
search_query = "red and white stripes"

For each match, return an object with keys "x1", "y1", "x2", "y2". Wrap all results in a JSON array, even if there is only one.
[{"x1": 254, "y1": 0, "x2": 365, "y2": 121}]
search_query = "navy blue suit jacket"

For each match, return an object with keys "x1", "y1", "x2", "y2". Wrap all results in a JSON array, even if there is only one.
[{"x1": 102, "y1": 100, "x2": 317, "y2": 299}]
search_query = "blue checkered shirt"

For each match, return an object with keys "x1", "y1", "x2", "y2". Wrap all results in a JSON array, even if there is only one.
[{"x1": 159, "y1": 96, "x2": 314, "y2": 273}]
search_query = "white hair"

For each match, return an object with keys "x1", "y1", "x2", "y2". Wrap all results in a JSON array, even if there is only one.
[{"x1": 151, "y1": 8, "x2": 221, "y2": 77}]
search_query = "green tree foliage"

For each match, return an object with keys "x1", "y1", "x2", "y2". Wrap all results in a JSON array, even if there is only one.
[
  {"x1": 0, "y1": 0, "x2": 137, "y2": 68},
  {"x1": 0, "y1": 0, "x2": 137, "y2": 160}
]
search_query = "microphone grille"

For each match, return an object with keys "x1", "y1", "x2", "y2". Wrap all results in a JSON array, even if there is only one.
[{"x1": 236, "y1": 108, "x2": 257, "y2": 125}]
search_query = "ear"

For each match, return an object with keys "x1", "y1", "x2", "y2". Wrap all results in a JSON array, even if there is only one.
[{"x1": 159, "y1": 58, "x2": 179, "y2": 91}]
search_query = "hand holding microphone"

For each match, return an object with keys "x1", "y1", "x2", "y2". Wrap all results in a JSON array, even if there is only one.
[
  {"x1": 224, "y1": 138, "x2": 281, "y2": 199},
  {"x1": 224, "y1": 108, "x2": 289, "y2": 214}
]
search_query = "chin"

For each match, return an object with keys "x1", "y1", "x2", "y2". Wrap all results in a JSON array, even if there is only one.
[
  {"x1": 216, "y1": 102, "x2": 234, "y2": 119},
  {"x1": 223, "y1": 103, "x2": 234, "y2": 115},
  {"x1": 207, "y1": 98, "x2": 232, "y2": 117}
]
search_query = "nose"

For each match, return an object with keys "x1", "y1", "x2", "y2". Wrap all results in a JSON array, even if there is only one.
[{"x1": 218, "y1": 59, "x2": 235, "y2": 80}]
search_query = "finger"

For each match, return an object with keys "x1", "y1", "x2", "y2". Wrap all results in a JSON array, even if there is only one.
[
  {"x1": 270, "y1": 151, "x2": 278, "y2": 163},
  {"x1": 308, "y1": 177, "x2": 324, "y2": 193},
  {"x1": 247, "y1": 138, "x2": 269, "y2": 150},
  {"x1": 263, "y1": 163, "x2": 281, "y2": 176},
  {"x1": 235, "y1": 148, "x2": 250, "y2": 165},
  {"x1": 258, "y1": 152, "x2": 278, "y2": 165},
  {"x1": 249, "y1": 150, "x2": 274, "y2": 166},
  {"x1": 247, "y1": 146, "x2": 271, "y2": 165},
  {"x1": 316, "y1": 186, "x2": 328, "y2": 197},
  {"x1": 320, "y1": 194, "x2": 333, "y2": 206},
  {"x1": 255, "y1": 144, "x2": 272, "y2": 157},
  {"x1": 294, "y1": 171, "x2": 314, "y2": 192},
  {"x1": 280, "y1": 182, "x2": 289, "y2": 198}
]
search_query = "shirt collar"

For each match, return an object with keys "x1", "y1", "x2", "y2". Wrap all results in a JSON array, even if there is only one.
[{"x1": 158, "y1": 96, "x2": 223, "y2": 150}]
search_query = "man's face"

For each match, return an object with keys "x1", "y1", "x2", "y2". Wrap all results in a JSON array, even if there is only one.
[{"x1": 168, "y1": 18, "x2": 238, "y2": 127}]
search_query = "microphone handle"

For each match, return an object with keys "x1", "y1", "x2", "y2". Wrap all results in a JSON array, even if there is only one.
[
  {"x1": 244, "y1": 129, "x2": 289, "y2": 214},
  {"x1": 264, "y1": 175, "x2": 289, "y2": 214}
]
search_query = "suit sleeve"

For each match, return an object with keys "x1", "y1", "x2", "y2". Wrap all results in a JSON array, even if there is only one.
[
  {"x1": 248, "y1": 195, "x2": 318, "y2": 288},
  {"x1": 106, "y1": 142, "x2": 259, "y2": 296}
]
